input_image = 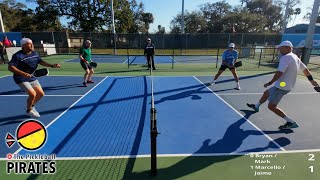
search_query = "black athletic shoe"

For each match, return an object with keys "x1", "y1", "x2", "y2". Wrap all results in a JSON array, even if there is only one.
[
  {"x1": 246, "y1": 103, "x2": 259, "y2": 112},
  {"x1": 279, "y1": 122, "x2": 299, "y2": 130}
]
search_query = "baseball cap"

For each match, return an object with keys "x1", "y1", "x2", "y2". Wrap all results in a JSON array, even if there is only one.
[
  {"x1": 20, "y1": 38, "x2": 33, "y2": 46},
  {"x1": 275, "y1": 40, "x2": 293, "y2": 48},
  {"x1": 147, "y1": 38, "x2": 151, "y2": 41},
  {"x1": 85, "y1": 40, "x2": 92, "y2": 44},
  {"x1": 229, "y1": 43, "x2": 235, "y2": 48}
]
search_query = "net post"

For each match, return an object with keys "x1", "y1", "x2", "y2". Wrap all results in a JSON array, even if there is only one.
[{"x1": 150, "y1": 107, "x2": 158, "y2": 176}]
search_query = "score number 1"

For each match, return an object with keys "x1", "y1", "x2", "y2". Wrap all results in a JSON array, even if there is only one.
[{"x1": 309, "y1": 154, "x2": 315, "y2": 173}]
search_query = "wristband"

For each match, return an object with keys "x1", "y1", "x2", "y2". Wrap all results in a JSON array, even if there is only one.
[{"x1": 307, "y1": 75, "x2": 313, "y2": 81}]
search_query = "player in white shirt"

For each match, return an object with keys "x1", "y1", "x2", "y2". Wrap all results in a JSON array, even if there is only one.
[{"x1": 247, "y1": 40, "x2": 319, "y2": 129}]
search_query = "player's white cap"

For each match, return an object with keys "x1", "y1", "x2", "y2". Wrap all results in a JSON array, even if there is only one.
[
  {"x1": 20, "y1": 38, "x2": 33, "y2": 46},
  {"x1": 276, "y1": 40, "x2": 293, "y2": 48},
  {"x1": 147, "y1": 38, "x2": 151, "y2": 41},
  {"x1": 228, "y1": 43, "x2": 235, "y2": 48}
]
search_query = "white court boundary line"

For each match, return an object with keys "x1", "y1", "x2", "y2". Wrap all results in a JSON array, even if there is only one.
[
  {"x1": 13, "y1": 76, "x2": 109, "y2": 155},
  {"x1": 169, "y1": 56, "x2": 178, "y2": 63},
  {"x1": 59, "y1": 58, "x2": 78, "y2": 64},
  {"x1": 122, "y1": 56, "x2": 132, "y2": 64},
  {"x1": 2, "y1": 148, "x2": 320, "y2": 161},
  {"x1": 217, "y1": 92, "x2": 319, "y2": 96},
  {"x1": 0, "y1": 75, "x2": 9, "y2": 79},
  {"x1": 0, "y1": 95, "x2": 83, "y2": 97},
  {"x1": 193, "y1": 76, "x2": 286, "y2": 151}
]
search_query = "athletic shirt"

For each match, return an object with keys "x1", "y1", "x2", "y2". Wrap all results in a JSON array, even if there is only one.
[
  {"x1": 8, "y1": 50, "x2": 43, "y2": 84},
  {"x1": 276, "y1": 52, "x2": 307, "y2": 91},
  {"x1": 222, "y1": 50, "x2": 238, "y2": 65},
  {"x1": 3, "y1": 38, "x2": 11, "y2": 47},
  {"x1": 80, "y1": 47, "x2": 91, "y2": 63},
  {"x1": 144, "y1": 43, "x2": 155, "y2": 56}
]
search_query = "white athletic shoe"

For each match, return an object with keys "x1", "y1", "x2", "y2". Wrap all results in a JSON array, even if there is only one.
[
  {"x1": 210, "y1": 81, "x2": 216, "y2": 86},
  {"x1": 32, "y1": 106, "x2": 40, "y2": 117},
  {"x1": 236, "y1": 84, "x2": 241, "y2": 90},
  {"x1": 26, "y1": 109, "x2": 40, "y2": 118}
]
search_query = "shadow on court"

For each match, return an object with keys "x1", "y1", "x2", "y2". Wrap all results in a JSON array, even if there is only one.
[
  {"x1": 123, "y1": 110, "x2": 291, "y2": 179},
  {"x1": 154, "y1": 85, "x2": 210, "y2": 104},
  {"x1": 0, "y1": 83, "x2": 84, "y2": 95}
]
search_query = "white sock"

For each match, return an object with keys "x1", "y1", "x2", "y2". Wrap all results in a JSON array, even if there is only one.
[
  {"x1": 236, "y1": 81, "x2": 240, "y2": 86},
  {"x1": 255, "y1": 103, "x2": 261, "y2": 109},
  {"x1": 284, "y1": 116, "x2": 295, "y2": 123}
]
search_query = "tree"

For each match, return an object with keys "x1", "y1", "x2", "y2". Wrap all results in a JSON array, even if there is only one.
[
  {"x1": 141, "y1": 12, "x2": 154, "y2": 33},
  {"x1": 223, "y1": 11, "x2": 267, "y2": 33},
  {"x1": 291, "y1": 8, "x2": 301, "y2": 26},
  {"x1": 157, "y1": 25, "x2": 165, "y2": 34},
  {"x1": 170, "y1": 11, "x2": 206, "y2": 33},
  {"x1": 304, "y1": 7, "x2": 320, "y2": 24},
  {"x1": 244, "y1": 0, "x2": 283, "y2": 32},
  {"x1": 199, "y1": 1, "x2": 232, "y2": 32},
  {"x1": 0, "y1": 0, "x2": 37, "y2": 31},
  {"x1": 30, "y1": 0, "x2": 154, "y2": 33},
  {"x1": 128, "y1": 0, "x2": 145, "y2": 33}
]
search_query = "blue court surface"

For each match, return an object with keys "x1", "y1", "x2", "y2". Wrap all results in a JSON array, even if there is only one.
[
  {"x1": 1, "y1": 74, "x2": 319, "y2": 159},
  {"x1": 173, "y1": 55, "x2": 215, "y2": 63},
  {"x1": 64, "y1": 55, "x2": 217, "y2": 64}
]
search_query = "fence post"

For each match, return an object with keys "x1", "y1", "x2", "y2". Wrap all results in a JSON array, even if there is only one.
[
  {"x1": 258, "y1": 48, "x2": 263, "y2": 68},
  {"x1": 216, "y1": 48, "x2": 219, "y2": 68}
]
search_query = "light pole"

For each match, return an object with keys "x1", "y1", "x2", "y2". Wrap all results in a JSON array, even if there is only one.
[
  {"x1": 181, "y1": 0, "x2": 184, "y2": 34},
  {"x1": 111, "y1": 0, "x2": 117, "y2": 54}
]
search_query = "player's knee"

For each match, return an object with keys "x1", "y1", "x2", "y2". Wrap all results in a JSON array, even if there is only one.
[
  {"x1": 90, "y1": 69, "x2": 94, "y2": 74},
  {"x1": 27, "y1": 90, "x2": 36, "y2": 98},
  {"x1": 37, "y1": 90, "x2": 45, "y2": 97},
  {"x1": 268, "y1": 103, "x2": 276, "y2": 111},
  {"x1": 85, "y1": 69, "x2": 90, "y2": 74}
]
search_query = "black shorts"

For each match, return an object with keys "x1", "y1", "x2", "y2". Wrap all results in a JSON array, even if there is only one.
[
  {"x1": 80, "y1": 61, "x2": 92, "y2": 70},
  {"x1": 219, "y1": 65, "x2": 235, "y2": 71}
]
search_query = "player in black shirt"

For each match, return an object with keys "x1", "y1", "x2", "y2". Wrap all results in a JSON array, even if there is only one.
[{"x1": 144, "y1": 38, "x2": 156, "y2": 70}]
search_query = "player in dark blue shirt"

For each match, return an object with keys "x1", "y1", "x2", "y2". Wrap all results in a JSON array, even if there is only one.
[
  {"x1": 8, "y1": 38, "x2": 61, "y2": 118},
  {"x1": 211, "y1": 43, "x2": 241, "y2": 90},
  {"x1": 144, "y1": 38, "x2": 156, "y2": 70}
]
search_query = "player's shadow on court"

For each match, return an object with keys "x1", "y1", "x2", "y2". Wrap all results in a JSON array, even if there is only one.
[
  {"x1": 124, "y1": 110, "x2": 291, "y2": 179},
  {"x1": 0, "y1": 83, "x2": 84, "y2": 95},
  {"x1": 154, "y1": 86, "x2": 210, "y2": 104}
]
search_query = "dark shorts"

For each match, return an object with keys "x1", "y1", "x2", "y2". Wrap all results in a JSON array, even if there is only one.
[
  {"x1": 80, "y1": 61, "x2": 92, "y2": 70},
  {"x1": 219, "y1": 64, "x2": 235, "y2": 71}
]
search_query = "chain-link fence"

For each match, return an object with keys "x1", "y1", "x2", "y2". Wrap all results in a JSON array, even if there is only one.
[{"x1": 20, "y1": 32, "x2": 282, "y2": 53}]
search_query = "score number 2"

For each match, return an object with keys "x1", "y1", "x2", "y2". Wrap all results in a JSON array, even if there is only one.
[{"x1": 309, "y1": 154, "x2": 315, "y2": 173}]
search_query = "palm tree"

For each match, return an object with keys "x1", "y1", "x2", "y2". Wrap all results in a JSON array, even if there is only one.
[
  {"x1": 142, "y1": 12, "x2": 154, "y2": 32},
  {"x1": 292, "y1": 8, "x2": 301, "y2": 26}
]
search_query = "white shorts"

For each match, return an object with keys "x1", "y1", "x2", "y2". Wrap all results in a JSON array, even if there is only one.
[{"x1": 18, "y1": 80, "x2": 41, "y2": 92}]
